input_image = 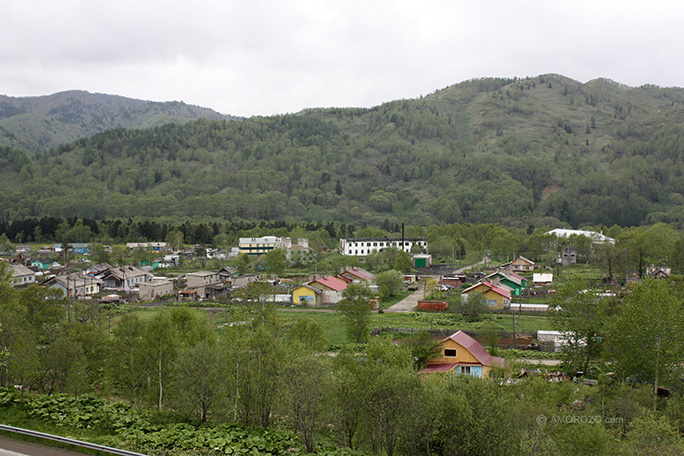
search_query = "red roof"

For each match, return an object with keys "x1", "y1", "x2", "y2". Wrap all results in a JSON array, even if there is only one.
[
  {"x1": 313, "y1": 275, "x2": 348, "y2": 292},
  {"x1": 508, "y1": 271, "x2": 526, "y2": 282},
  {"x1": 444, "y1": 331, "x2": 505, "y2": 367},
  {"x1": 344, "y1": 268, "x2": 373, "y2": 281},
  {"x1": 461, "y1": 281, "x2": 511, "y2": 300}
]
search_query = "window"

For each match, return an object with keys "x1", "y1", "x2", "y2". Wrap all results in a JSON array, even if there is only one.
[
  {"x1": 444, "y1": 349, "x2": 457, "y2": 357},
  {"x1": 461, "y1": 366, "x2": 471, "y2": 375}
]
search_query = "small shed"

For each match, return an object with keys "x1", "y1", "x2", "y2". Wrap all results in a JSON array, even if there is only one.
[
  {"x1": 533, "y1": 273, "x2": 554, "y2": 287},
  {"x1": 412, "y1": 254, "x2": 432, "y2": 268}
]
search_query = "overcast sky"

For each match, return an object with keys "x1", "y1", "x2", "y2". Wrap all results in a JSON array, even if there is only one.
[{"x1": 2, "y1": 0, "x2": 684, "y2": 117}]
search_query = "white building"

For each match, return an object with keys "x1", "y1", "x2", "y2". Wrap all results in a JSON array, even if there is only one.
[
  {"x1": 10, "y1": 264, "x2": 36, "y2": 287},
  {"x1": 339, "y1": 237, "x2": 427, "y2": 257},
  {"x1": 546, "y1": 229, "x2": 615, "y2": 244},
  {"x1": 238, "y1": 236, "x2": 308, "y2": 256}
]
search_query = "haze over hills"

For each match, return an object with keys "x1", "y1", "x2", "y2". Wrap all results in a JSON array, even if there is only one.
[
  {"x1": 2, "y1": 74, "x2": 684, "y2": 229},
  {"x1": 0, "y1": 90, "x2": 237, "y2": 154}
]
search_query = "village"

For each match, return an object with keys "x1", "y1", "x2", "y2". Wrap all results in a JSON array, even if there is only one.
[{"x1": 3, "y1": 227, "x2": 673, "y2": 376}]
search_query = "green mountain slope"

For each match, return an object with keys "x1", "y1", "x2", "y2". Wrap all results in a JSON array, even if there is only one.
[
  {"x1": 0, "y1": 90, "x2": 236, "y2": 154},
  {"x1": 2, "y1": 74, "x2": 684, "y2": 228}
]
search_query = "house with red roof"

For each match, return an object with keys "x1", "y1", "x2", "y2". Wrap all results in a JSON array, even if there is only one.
[
  {"x1": 461, "y1": 281, "x2": 511, "y2": 309},
  {"x1": 293, "y1": 275, "x2": 349, "y2": 305},
  {"x1": 338, "y1": 267, "x2": 375, "y2": 283},
  {"x1": 422, "y1": 331, "x2": 505, "y2": 378}
]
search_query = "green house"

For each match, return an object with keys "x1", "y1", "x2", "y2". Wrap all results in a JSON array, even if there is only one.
[{"x1": 485, "y1": 271, "x2": 527, "y2": 296}]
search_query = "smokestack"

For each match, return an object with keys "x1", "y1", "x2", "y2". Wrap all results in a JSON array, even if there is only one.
[{"x1": 401, "y1": 223, "x2": 405, "y2": 252}]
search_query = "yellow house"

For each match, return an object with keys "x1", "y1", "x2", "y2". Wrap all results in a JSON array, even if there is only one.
[
  {"x1": 461, "y1": 281, "x2": 511, "y2": 309},
  {"x1": 422, "y1": 331, "x2": 504, "y2": 378},
  {"x1": 293, "y1": 284, "x2": 321, "y2": 305}
]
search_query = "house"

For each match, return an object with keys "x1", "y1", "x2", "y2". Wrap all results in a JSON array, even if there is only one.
[
  {"x1": 337, "y1": 267, "x2": 375, "y2": 283},
  {"x1": 99, "y1": 266, "x2": 152, "y2": 289},
  {"x1": 218, "y1": 266, "x2": 236, "y2": 283},
  {"x1": 126, "y1": 242, "x2": 167, "y2": 251},
  {"x1": 647, "y1": 265, "x2": 672, "y2": 279},
  {"x1": 71, "y1": 243, "x2": 92, "y2": 254},
  {"x1": 53, "y1": 243, "x2": 91, "y2": 254},
  {"x1": 36, "y1": 246, "x2": 53, "y2": 255},
  {"x1": 31, "y1": 257, "x2": 60, "y2": 270},
  {"x1": 441, "y1": 275, "x2": 467, "y2": 288},
  {"x1": 339, "y1": 237, "x2": 428, "y2": 257},
  {"x1": 138, "y1": 277, "x2": 174, "y2": 301},
  {"x1": 293, "y1": 284, "x2": 323, "y2": 305},
  {"x1": 15, "y1": 245, "x2": 31, "y2": 254},
  {"x1": 507, "y1": 256, "x2": 535, "y2": 272},
  {"x1": 533, "y1": 273, "x2": 554, "y2": 287},
  {"x1": 233, "y1": 274, "x2": 261, "y2": 289},
  {"x1": 461, "y1": 281, "x2": 511, "y2": 309},
  {"x1": 11, "y1": 264, "x2": 36, "y2": 287},
  {"x1": 185, "y1": 270, "x2": 229, "y2": 299},
  {"x1": 293, "y1": 274, "x2": 350, "y2": 306},
  {"x1": 648, "y1": 268, "x2": 670, "y2": 279},
  {"x1": 422, "y1": 331, "x2": 505, "y2": 378},
  {"x1": 484, "y1": 270, "x2": 527, "y2": 297},
  {"x1": 44, "y1": 273, "x2": 102, "y2": 298},
  {"x1": 85, "y1": 263, "x2": 113, "y2": 276}
]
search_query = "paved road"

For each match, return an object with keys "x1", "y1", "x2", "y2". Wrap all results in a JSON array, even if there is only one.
[{"x1": 0, "y1": 437, "x2": 85, "y2": 456}]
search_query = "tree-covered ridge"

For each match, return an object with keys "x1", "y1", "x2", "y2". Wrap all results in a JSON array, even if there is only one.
[
  {"x1": 0, "y1": 90, "x2": 235, "y2": 155},
  {"x1": 3, "y1": 75, "x2": 684, "y2": 227}
]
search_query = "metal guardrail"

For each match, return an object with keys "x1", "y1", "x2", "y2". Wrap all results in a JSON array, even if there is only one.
[{"x1": 0, "y1": 424, "x2": 148, "y2": 456}]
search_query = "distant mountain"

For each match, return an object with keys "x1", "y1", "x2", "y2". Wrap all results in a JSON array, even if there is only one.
[
  {"x1": 3, "y1": 74, "x2": 684, "y2": 228},
  {"x1": 0, "y1": 90, "x2": 237, "y2": 154}
]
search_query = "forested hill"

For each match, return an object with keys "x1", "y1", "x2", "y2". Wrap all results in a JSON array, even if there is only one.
[
  {"x1": 2, "y1": 74, "x2": 684, "y2": 228},
  {"x1": 0, "y1": 90, "x2": 235, "y2": 154}
]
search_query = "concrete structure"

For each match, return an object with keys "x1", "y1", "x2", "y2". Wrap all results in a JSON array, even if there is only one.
[
  {"x1": 186, "y1": 271, "x2": 222, "y2": 297},
  {"x1": 138, "y1": 278, "x2": 174, "y2": 300},
  {"x1": 339, "y1": 237, "x2": 427, "y2": 257},
  {"x1": 560, "y1": 246, "x2": 577, "y2": 266}
]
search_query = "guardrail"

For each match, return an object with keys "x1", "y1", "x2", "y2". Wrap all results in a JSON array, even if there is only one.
[{"x1": 0, "y1": 424, "x2": 148, "y2": 456}]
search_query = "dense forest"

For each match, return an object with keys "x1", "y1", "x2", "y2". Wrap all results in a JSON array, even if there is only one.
[
  {"x1": 0, "y1": 90, "x2": 233, "y2": 154},
  {"x1": 2, "y1": 74, "x2": 684, "y2": 228}
]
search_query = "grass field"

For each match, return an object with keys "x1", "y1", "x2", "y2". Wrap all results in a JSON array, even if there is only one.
[
  {"x1": 277, "y1": 309, "x2": 553, "y2": 345},
  {"x1": 115, "y1": 303, "x2": 554, "y2": 347}
]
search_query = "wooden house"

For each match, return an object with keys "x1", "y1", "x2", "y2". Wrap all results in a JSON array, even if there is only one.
[
  {"x1": 508, "y1": 256, "x2": 535, "y2": 272},
  {"x1": 461, "y1": 281, "x2": 511, "y2": 309},
  {"x1": 422, "y1": 331, "x2": 504, "y2": 378}
]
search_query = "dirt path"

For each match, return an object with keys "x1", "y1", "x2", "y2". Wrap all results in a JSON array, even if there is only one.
[{"x1": 385, "y1": 285, "x2": 424, "y2": 313}]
